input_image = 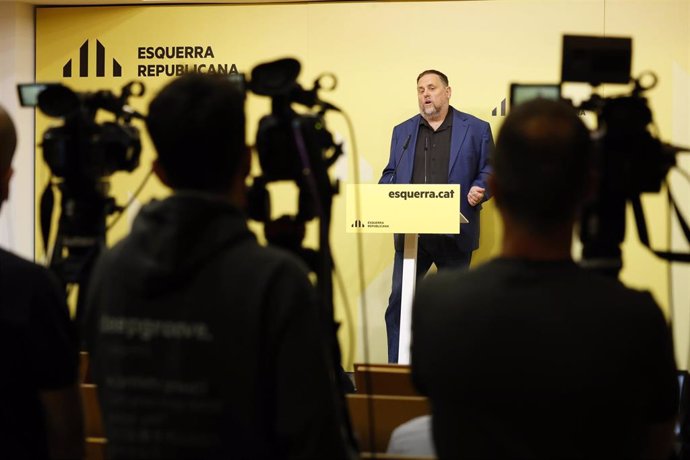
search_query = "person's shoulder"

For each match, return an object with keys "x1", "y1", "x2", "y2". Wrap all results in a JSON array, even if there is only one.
[
  {"x1": 1, "y1": 247, "x2": 37, "y2": 272},
  {"x1": 0, "y1": 249, "x2": 67, "y2": 328},
  {"x1": 428, "y1": 258, "x2": 501, "y2": 285},
  {"x1": 257, "y1": 244, "x2": 310, "y2": 277},
  {"x1": 416, "y1": 259, "x2": 500, "y2": 308},
  {"x1": 576, "y1": 267, "x2": 662, "y2": 316},
  {"x1": 452, "y1": 107, "x2": 490, "y2": 128},
  {"x1": 0, "y1": 248, "x2": 58, "y2": 287},
  {"x1": 500, "y1": 258, "x2": 665, "y2": 320},
  {"x1": 87, "y1": 233, "x2": 133, "y2": 278},
  {"x1": 393, "y1": 114, "x2": 421, "y2": 131},
  {"x1": 229, "y1": 239, "x2": 311, "y2": 283}
]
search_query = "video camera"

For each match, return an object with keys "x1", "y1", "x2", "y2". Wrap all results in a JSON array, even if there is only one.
[
  {"x1": 236, "y1": 58, "x2": 343, "y2": 272},
  {"x1": 511, "y1": 35, "x2": 690, "y2": 276},
  {"x1": 18, "y1": 81, "x2": 146, "y2": 292},
  {"x1": 236, "y1": 59, "x2": 358, "y2": 414},
  {"x1": 19, "y1": 81, "x2": 144, "y2": 180}
]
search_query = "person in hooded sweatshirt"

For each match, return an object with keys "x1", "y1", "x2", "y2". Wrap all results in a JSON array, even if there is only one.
[{"x1": 83, "y1": 74, "x2": 353, "y2": 460}]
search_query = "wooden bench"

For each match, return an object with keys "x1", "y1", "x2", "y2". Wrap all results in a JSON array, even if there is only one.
[
  {"x1": 81, "y1": 383, "x2": 104, "y2": 439},
  {"x1": 81, "y1": 381, "x2": 107, "y2": 460},
  {"x1": 360, "y1": 454, "x2": 434, "y2": 460},
  {"x1": 85, "y1": 436, "x2": 107, "y2": 460},
  {"x1": 353, "y1": 363, "x2": 419, "y2": 396},
  {"x1": 79, "y1": 351, "x2": 91, "y2": 383},
  {"x1": 347, "y1": 394, "x2": 430, "y2": 453}
]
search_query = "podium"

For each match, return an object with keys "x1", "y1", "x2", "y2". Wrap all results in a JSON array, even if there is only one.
[{"x1": 346, "y1": 184, "x2": 464, "y2": 364}]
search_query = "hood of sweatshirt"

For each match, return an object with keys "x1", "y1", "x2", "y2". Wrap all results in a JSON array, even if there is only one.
[{"x1": 110, "y1": 192, "x2": 255, "y2": 298}]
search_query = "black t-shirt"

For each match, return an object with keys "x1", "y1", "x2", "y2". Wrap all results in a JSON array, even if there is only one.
[
  {"x1": 412, "y1": 258, "x2": 678, "y2": 460},
  {"x1": 0, "y1": 249, "x2": 78, "y2": 460}
]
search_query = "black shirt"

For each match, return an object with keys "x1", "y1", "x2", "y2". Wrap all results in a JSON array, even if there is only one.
[
  {"x1": 411, "y1": 111, "x2": 452, "y2": 184},
  {"x1": 412, "y1": 258, "x2": 678, "y2": 459},
  {"x1": 0, "y1": 249, "x2": 78, "y2": 460}
]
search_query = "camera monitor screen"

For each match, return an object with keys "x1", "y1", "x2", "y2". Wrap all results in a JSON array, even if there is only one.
[
  {"x1": 510, "y1": 83, "x2": 561, "y2": 109},
  {"x1": 561, "y1": 35, "x2": 632, "y2": 85},
  {"x1": 17, "y1": 83, "x2": 58, "y2": 108}
]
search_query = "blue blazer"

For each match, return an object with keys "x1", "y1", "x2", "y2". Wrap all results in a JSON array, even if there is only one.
[{"x1": 379, "y1": 107, "x2": 494, "y2": 252}]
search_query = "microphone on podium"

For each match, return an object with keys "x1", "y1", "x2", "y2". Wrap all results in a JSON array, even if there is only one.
[{"x1": 389, "y1": 134, "x2": 412, "y2": 183}]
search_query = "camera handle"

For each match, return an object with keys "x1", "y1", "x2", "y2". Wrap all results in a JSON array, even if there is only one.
[{"x1": 631, "y1": 188, "x2": 690, "y2": 263}]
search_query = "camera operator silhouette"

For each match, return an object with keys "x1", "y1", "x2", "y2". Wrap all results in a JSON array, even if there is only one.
[
  {"x1": 83, "y1": 74, "x2": 354, "y2": 460},
  {"x1": 412, "y1": 99, "x2": 678, "y2": 460},
  {"x1": 0, "y1": 104, "x2": 84, "y2": 460}
]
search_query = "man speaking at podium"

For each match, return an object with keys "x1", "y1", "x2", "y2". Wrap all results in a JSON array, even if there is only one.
[{"x1": 379, "y1": 70, "x2": 494, "y2": 363}]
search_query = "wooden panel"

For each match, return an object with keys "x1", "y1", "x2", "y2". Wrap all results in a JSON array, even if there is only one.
[
  {"x1": 85, "y1": 437, "x2": 107, "y2": 460},
  {"x1": 81, "y1": 383, "x2": 104, "y2": 438},
  {"x1": 347, "y1": 394, "x2": 430, "y2": 453},
  {"x1": 354, "y1": 364, "x2": 419, "y2": 396},
  {"x1": 360, "y1": 453, "x2": 435, "y2": 460},
  {"x1": 79, "y1": 351, "x2": 90, "y2": 383}
]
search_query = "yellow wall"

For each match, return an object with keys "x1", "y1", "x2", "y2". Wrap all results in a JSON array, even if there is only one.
[
  {"x1": 35, "y1": 0, "x2": 690, "y2": 368},
  {"x1": 670, "y1": 0, "x2": 690, "y2": 370}
]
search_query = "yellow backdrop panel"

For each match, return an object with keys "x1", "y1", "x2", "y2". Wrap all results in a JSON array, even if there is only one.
[{"x1": 35, "y1": 1, "x2": 689, "y2": 367}]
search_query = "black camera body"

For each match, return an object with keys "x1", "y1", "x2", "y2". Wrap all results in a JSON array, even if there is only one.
[
  {"x1": 239, "y1": 58, "x2": 342, "y2": 252},
  {"x1": 42, "y1": 120, "x2": 140, "y2": 180},
  {"x1": 512, "y1": 35, "x2": 688, "y2": 274},
  {"x1": 20, "y1": 82, "x2": 144, "y2": 182},
  {"x1": 18, "y1": 81, "x2": 146, "y2": 288},
  {"x1": 579, "y1": 88, "x2": 677, "y2": 273}
]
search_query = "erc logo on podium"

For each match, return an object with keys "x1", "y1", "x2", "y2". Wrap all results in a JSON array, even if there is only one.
[{"x1": 351, "y1": 219, "x2": 388, "y2": 229}]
